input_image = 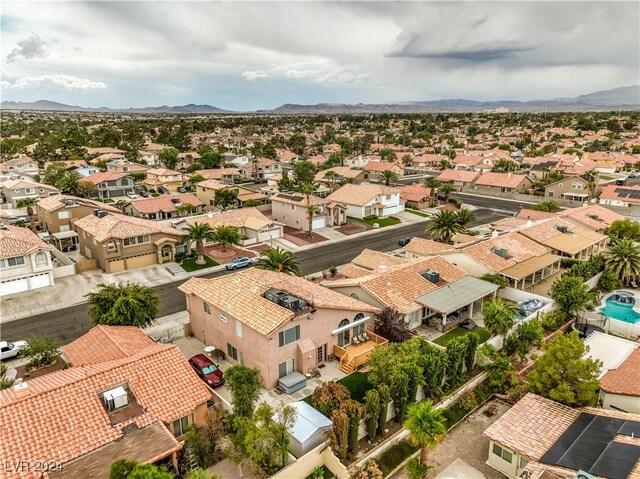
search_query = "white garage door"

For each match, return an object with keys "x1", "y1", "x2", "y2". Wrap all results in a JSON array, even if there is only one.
[
  {"x1": 312, "y1": 218, "x2": 326, "y2": 230},
  {"x1": 31, "y1": 274, "x2": 52, "y2": 290},
  {"x1": 0, "y1": 279, "x2": 29, "y2": 296}
]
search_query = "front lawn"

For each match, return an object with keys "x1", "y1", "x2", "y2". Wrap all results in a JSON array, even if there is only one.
[
  {"x1": 406, "y1": 208, "x2": 430, "y2": 218},
  {"x1": 348, "y1": 216, "x2": 401, "y2": 228},
  {"x1": 432, "y1": 326, "x2": 491, "y2": 347},
  {"x1": 377, "y1": 439, "x2": 419, "y2": 476},
  {"x1": 180, "y1": 256, "x2": 219, "y2": 272}
]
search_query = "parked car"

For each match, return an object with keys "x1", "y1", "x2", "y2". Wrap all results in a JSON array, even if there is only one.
[
  {"x1": 138, "y1": 191, "x2": 149, "y2": 198},
  {"x1": 0, "y1": 340, "x2": 28, "y2": 361},
  {"x1": 628, "y1": 172, "x2": 637, "y2": 179},
  {"x1": 189, "y1": 354, "x2": 224, "y2": 388},
  {"x1": 177, "y1": 186, "x2": 187, "y2": 193},
  {"x1": 398, "y1": 236, "x2": 412, "y2": 247},
  {"x1": 225, "y1": 256, "x2": 253, "y2": 270},
  {"x1": 158, "y1": 187, "x2": 170, "y2": 194},
  {"x1": 126, "y1": 192, "x2": 138, "y2": 199}
]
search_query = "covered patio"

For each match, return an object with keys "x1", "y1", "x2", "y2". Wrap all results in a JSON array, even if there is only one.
[
  {"x1": 50, "y1": 230, "x2": 78, "y2": 252},
  {"x1": 499, "y1": 253, "x2": 563, "y2": 290},
  {"x1": 417, "y1": 276, "x2": 499, "y2": 332}
]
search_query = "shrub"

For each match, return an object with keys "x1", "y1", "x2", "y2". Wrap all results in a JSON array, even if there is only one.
[
  {"x1": 540, "y1": 310, "x2": 567, "y2": 333},
  {"x1": 560, "y1": 258, "x2": 583, "y2": 269},
  {"x1": 363, "y1": 214, "x2": 378, "y2": 221},
  {"x1": 0, "y1": 363, "x2": 14, "y2": 390},
  {"x1": 597, "y1": 270, "x2": 622, "y2": 292},
  {"x1": 21, "y1": 335, "x2": 60, "y2": 371},
  {"x1": 480, "y1": 273, "x2": 509, "y2": 289},
  {"x1": 312, "y1": 381, "x2": 350, "y2": 418},
  {"x1": 376, "y1": 384, "x2": 391, "y2": 436},
  {"x1": 364, "y1": 389, "x2": 381, "y2": 441},
  {"x1": 175, "y1": 252, "x2": 187, "y2": 263},
  {"x1": 458, "y1": 389, "x2": 477, "y2": 412}
]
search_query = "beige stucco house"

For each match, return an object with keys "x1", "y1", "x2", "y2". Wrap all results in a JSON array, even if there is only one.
[
  {"x1": 1, "y1": 179, "x2": 60, "y2": 207},
  {"x1": 326, "y1": 183, "x2": 404, "y2": 218},
  {"x1": 271, "y1": 192, "x2": 346, "y2": 231}
]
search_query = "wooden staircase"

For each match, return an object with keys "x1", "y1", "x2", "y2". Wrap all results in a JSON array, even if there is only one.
[{"x1": 335, "y1": 331, "x2": 389, "y2": 374}]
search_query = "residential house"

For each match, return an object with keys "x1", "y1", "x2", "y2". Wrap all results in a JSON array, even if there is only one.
[
  {"x1": 271, "y1": 192, "x2": 346, "y2": 231},
  {"x1": 411, "y1": 154, "x2": 448, "y2": 170},
  {"x1": 326, "y1": 183, "x2": 404, "y2": 218},
  {"x1": 343, "y1": 155, "x2": 376, "y2": 169},
  {"x1": 518, "y1": 218, "x2": 608, "y2": 259},
  {"x1": 139, "y1": 143, "x2": 168, "y2": 167},
  {"x1": 452, "y1": 154, "x2": 493, "y2": 172},
  {"x1": 403, "y1": 238, "x2": 456, "y2": 259},
  {"x1": 470, "y1": 172, "x2": 533, "y2": 194},
  {"x1": 483, "y1": 393, "x2": 640, "y2": 479},
  {"x1": 74, "y1": 211, "x2": 184, "y2": 273},
  {"x1": 0, "y1": 154, "x2": 39, "y2": 176},
  {"x1": 193, "y1": 168, "x2": 242, "y2": 185},
  {"x1": 107, "y1": 160, "x2": 152, "y2": 176},
  {"x1": 143, "y1": 168, "x2": 187, "y2": 192},
  {"x1": 83, "y1": 171, "x2": 135, "y2": 199},
  {"x1": 195, "y1": 179, "x2": 267, "y2": 207},
  {"x1": 0, "y1": 224, "x2": 56, "y2": 296},
  {"x1": 314, "y1": 166, "x2": 369, "y2": 189},
  {"x1": 324, "y1": 251, "x2": 498, "y2": 332},
  {"x1": 543, "y1": 175, "x2": 594, "y2": 201},
  {"x1": 43, "y1": 159, "x2": 90, "y2": 171},
  {"x1": 177, "y1": 207, "x2": 283, "y2": 246},
  {"x1": 599, "y1": 184, "x2": 640, "y2": 209},
  {"x1": 0, "y1": 326, "x2": 211, "y2": 479},
  {"x1": 36, "y1": 195, "x2": 120, "y2": 251},
  {"x1": 555, "y1": 204, "x2": 624, "y2": 233},
  {"x1": 176, "y1": 151, "x2": 201, "y2": 171},
  {"x1": 363, "y1": 161, "x2": 404, "y2": 181},
  {"x1": 240, "y1": 158, "x2": 283, "y2": 180},
  {"x1": 0, "y1": 179, "x2": 60, "y2": 207},
  {"x1": 528, "y1": 159, "x2": 559, "y2": 181},
  {"x1": 179, "y1": 269, "x2": 381, "y2": 384},
  {"x1": 86, "y1": 147, "x2": 126, "y2": 157},
  {"x1": 227, "y1": 155, "x2": 250, "y2": 167},
  {"x1": 322, "y1": 143, "x2": 341, "y2": 156},
  {"x1": 124, "y1": 194, "x2": 204, "y2": 220},
  {"x1": 437, "y1": 169, "x2": 481, "y2": 190},
  {"x1": 276, "y1": 149, "x2": 299, "y2": 164},
  {"x1": 91, "y1": 152, "x2": 126, "y2": 165},
  {"x1": 396, "y1": 184, "x2": 434, "y2": 209}
]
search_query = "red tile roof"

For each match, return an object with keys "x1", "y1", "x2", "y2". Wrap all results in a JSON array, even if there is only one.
[
  {"x1": 128, "y1": 194, "x2": 203, "y2": 214},
  {"x1": 62, "y1": 326, "x2": 156, "y2": 366},
  {"x1": 82, "y1": 171, "x2": 128, "y2": 184},
  {"x1": 600, "y1": 348, "x2": 640, "y2": 397},
  {"x1": 0, "y1": 224, "x2": 55, "y2": 258}
]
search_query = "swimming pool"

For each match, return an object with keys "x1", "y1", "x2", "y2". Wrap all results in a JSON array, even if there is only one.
[{"x1": 599, "y1": 292, "x2": 640, "y2": 324}]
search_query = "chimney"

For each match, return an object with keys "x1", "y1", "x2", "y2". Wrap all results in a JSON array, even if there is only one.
[
  {"x1": 491, "y1": 231, "x2": 499, "y2": 238},
  {"x1": 13, "y1": 379, "x2": 30, "y2": 399}
]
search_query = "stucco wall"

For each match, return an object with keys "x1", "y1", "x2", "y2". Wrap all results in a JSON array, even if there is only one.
[
  {"x1": 269, "y1": 442, "x2": 349, "y2": 479},
  {"x1": 600, "y1": 391, "x2": 640, "y2": 415}
]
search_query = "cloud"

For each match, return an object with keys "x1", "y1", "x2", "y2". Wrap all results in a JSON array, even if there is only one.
[
  {"x1": 6, "y1": 32, "x2": 51, "y2": 63},
  {"x1": 2, "y1": 74, "x2": 106, "y2": 90},
  {"x1": 242, "y1": 61, "x2": 367, "y2": 84},
  {"x1": 242, "y1": 70, "x2": 268, "y2": 80}
]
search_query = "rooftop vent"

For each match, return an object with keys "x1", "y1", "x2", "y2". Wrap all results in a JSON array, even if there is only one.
[
  {"x1": 62, "y1": 198, "x2": 76, "y2": 206},
  {"x1": 555, "y1": 225, "x2": 569, "y2": 233},
  {"x1": 587, "y1": 214, "x2": 600, "y2": 220},
  {"x1": 264, "y1": 288, "x2": 307, "y2": 312},
  {"x1": 492, "y1": 247, "x2": 508, "y2": 259},
  {"x1": 103, "y1": 386, "x2": 128, "y2": 411},
  {"x1": 171, "y1": 198, "x2": 181, "y2": 204},
  {"x1": 422, "y1": 270, "x2": 440, "y2": 283},
  {"x1": 93, "y1": 209, "x2": 108, "y2": 218}
]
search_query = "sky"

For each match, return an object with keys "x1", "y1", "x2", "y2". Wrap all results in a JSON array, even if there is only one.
[{"x1": 1, "y1": 1, "x2": 638, "y2": 111}]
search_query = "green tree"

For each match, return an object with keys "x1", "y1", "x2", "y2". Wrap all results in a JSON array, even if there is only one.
[
  {"x1": 479, "y1": 273, "x2": 509, "y2": 289},
  {"x1": 76, "y1": 180, "x2": 97, "y2": 198},
  {"x1": 549, "y1": 275, "x2": 594, "y2": 318},
  {"x1": 311, "y1": 381, "x2": 350, "y2": 417},
  {"x1": 0, "y1": 363, "x2": 14, "y2": 390},
  {"x1": 110, "y1": 460, "x2": 175, "y2": 479},
  {"x1": 391, "y1": 370, "x2": 410, "y2": 421},
  {"x1": 213, "y1": 188, "x2": 239, "y2": 210},
  {"x1": 16, "y1": 197, "x2": 37, "y2": 232},
  {"x1": 287, "y1": 133, "x2": 307, "y2": 156},
  {"x1": 212, "y1": 225, "x2": 242, "y2": 252},
  {"x1": 159, "y1": 147, "x2": 179, "y2": 170},
  {"x1": 272, "y1": 403, "x2": 296, "y2": 468},
  {"x1": 404, "y1": 400, "x2": 447, "y2": 467},
  {"x1": 533, "y1": 200, "x2": 560, "y2": 212},
  {"x1": 110, "y1": 459, "x2": 138, "y2": 479},
  {"x1": 327, "y1": 407, "x2": 349, "y2": 460},
  {"x1": 423, "y1": 177, "x2": 441, "y2": 206},
  {"x1": 182, "y1": 223, "x2": 215, "y2": 265},
  {"x1": 377, "y1": 384, "x2": 391, "y2": 436},
  {"x1": 437, "y1": 182, "x2": 455, "y2": 203},
  {"x1": 277, "y1": 170, "x2": 295, "y2": 191},
  {"x1": 455, "y1": 208, "x2": 475, "y2": 227},
  {"x1": 254, "y1": 247, "x2": 302, "y2": 276},
  {"x1": 486, "y1": 352, "x2": 519, "y2": 394},
  {"x1": 190, "y1": 174, "x2": 205, "y2": 185},
  {"x1": 225, "y1": 365, "x2": 262, "y2": 418},
  {"x1": 405, "y1": 458, "x2": 434, "y2": 479},
  {"x1": 200, "y1": 151, "x2": 223, "y2": 169},
  {"x1": 20, "y1": 335, "x2": 60, "y2": 371},
  {"x1": 43, "y1": 162, "x2": 68, "y2": 186},
  {"x1": 606, "y1": 219, "x2": 640, "y2": 240},
  {"x1": 491, "y1": 159, "x2": 519, "y2": 173},
  {"x1": 86, "y1": 282, "x2": 159, "y2": 328},
  {"x1": 343, "y1": 400, "x2": 362, "y2": 454},
  {"x1": 482, "y1": 297, "x2": 517, "y2": 337},
  {"x1": 185, "y1": 408, "x2": 225, "y2": 469},
  {"x1": 363, "y1": 389, "x2": 381, "y2": 441},
  {"x1": 427, "y1": 210, "x2": 464, "y2": 243},
  {"x1": 56, "y1": 171, "x2": 82, "y2": 195},
  {"x1": 185, "y1": 470, "x2": 220, "y2": 479},
  {"x1": 350, "y1": 461, "x2": 384, "y2": 479},
  {"x1": 379, "y1": 169, "x2": 398, "y2": 186},
  {"x1": 373, "y1": 307, "x2": 413, "y2": 343},
  {"x1": 292, "y1": 159, "x2": 316, "y2": 187},
  {"x1": 604, "y1": 238, "x2": 640, "y2": 285},
  {"x1": 527, "y1": 331, "x2": 601, "y2": 406}
]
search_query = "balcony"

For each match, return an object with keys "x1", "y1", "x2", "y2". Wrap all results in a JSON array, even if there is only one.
[{"x1": 333, "y1": 330, "x2": 388, "y2": 374}]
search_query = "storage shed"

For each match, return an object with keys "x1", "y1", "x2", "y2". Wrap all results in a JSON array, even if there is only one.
[{"x1": 285, "y1": 401, "x2": 332, "y2": 458}]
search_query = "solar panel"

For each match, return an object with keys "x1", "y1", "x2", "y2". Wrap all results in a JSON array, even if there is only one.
[
  {"x1": 619, "y1": 420, "x2": 640, "y2": 437},
  {"x1": 590, "y1": 442, "x2": 640, "y2": 479},
  {"x1": 541, "y1": 413, "x2": 595, "y2": 464}
]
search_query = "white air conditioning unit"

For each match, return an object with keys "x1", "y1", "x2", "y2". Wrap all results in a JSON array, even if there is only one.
[{"x1": 103, "y1": 386, "x2": 128, "y2": 411}]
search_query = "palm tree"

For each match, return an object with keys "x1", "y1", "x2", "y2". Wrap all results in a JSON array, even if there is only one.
[
  {"x1": 113, "y1": 200, "x2": 129, "y2": 212},
  {"x1": 404, "y1": 401, "x2": 447, "y2": 467},
  {"x1": 324, "y1": 171, "x2": 339, "y2": 192},
  {"x1": 604, "y1": 238, "x2": 640, "y2": 286},
  {"x1": 533, "y1": 200, "x2": 560, "y2": 212},
  {"x1": 482, "y1": 297, "x2": 518, "y2": 338},
  {"x1": 379, "y1": 170, "x2": 398, "y2": 186},
  {"x1": 212, "y1": 225, "x2": 242, "y2": 252},
  {"x1": 423, "y1": 177, "x2": 441, "y2": 206},
  {"x1": 306, "y1": 205, "x2": 320, "y2": 238},
  {"x1": 438, "y1": 183, "x2": 455, "y2": 203},
  {"x1": 427, "y1": 210, "x2": 463, "y2": 243},
  {"x1": 455, "y1": 208, "x2": 475, "y2": 227},
  {"x1": 255, "y1": 247, "x2": 302, "y2": 276},
  {"x1": 182, "y1": 223, "x2": 215, "y2": 265},
  {"x1": 16, "y1": 198, "x2": 37, "y2": 232},
  {"x1": 55, "y1": 171, "x2": 81, "y2": 195}
]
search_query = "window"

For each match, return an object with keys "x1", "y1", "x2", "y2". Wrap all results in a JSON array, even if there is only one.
[
  {"x1": 107, "y1": 241, "x2": 116, "y2": 251},
  {"x1": 172, "y1": 416, "x2": 189, "y2": 437},
  {"x1": 26, "y1": 188, "x2": 35, "y2": 194},
  {"x1": 558, "y1": 183, "x2": 564, "y2": 188},
  {"x1": 548, "y1": 191, "x2": 554, "y2": 197},
  {"x1": 235, "y1": 320, "x2": 243, "y2": 338},
  {"x1": 337, "y1": 319, "x2": 350, "y2": 347},
  {"x1": 60, "y1": 225, "x2": 71, "y2": 232},
  {"x1": 203, "y1": 302, "x2": 211, "y2": 315},
  {"x1": 350, "y1": 293, "x2": 359, "y2": 300},
  {"x1": 572, "y1": 182, "x2": 583, "y2": 190},
  {"x1": 278, "y1": 358, "x2": 295, "y2": 378},
  {"x1": 58, "y1": 211, "x2": 71, "y2": 219},
  {"x1": 0, "y1": 256, "x2": 26, "y2": 268},
  {"x1": 227, "y1": 343, "x2": 238, "y2": 361},
  {"x1": 137, "y1": 235, "x2": 150, "y2": 244},
  {"x1": 123, "y1": 237, "x2": 135, "y2": 246},
  {"x1": 278, "y1": 325, "x2": 300, "y2": 347},
  {"x1": 492, "y1": 444, "x2": 513, "y2": 463},
  {"x1": 291, "y1": 205, "x2": 295, "y2": 210},
  {"x1": 220, "y1": 310, "x2": 228, "y2": 323},
  {"x1": 519, "y1": 457, "x2": 528, "y2": 469},
  {"x1": 35, "y1": 252, "x2": 47, "y2": 265}
]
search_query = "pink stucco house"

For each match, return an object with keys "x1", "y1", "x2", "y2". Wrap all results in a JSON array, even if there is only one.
[{"x1": 179, "y1": 269, "x2": 381, "y2": 388}]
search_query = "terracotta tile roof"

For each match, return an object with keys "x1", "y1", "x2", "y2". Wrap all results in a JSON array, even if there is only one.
[
  {"x1": 184, "y1": 207, "x2": 276, "y2": 231},
  {"x1": 0, "y1": 224, "x2": 55, "y2": 258},
  {"x1": 413, "y1": 154, "x2": 447, "y2": 164},
  {"x1": 397, "y1": 184, "x2": 433, "y2": 202},
  {"x1": 518, "y1": 218, "x2": 606, "y2": 255},
  {"x1": 0, "y1": 344, "x2": 210, "y2": 475},
  {"x1": 272, "y1": 192, "x2": 328, "y2": 207},
  {"x1": 326, "y1": 183, "x2": 399, "y2": 207},
  {"x1": 85, "y1": 147, "x2": 126, "y2": 155},
  {"x1": 82, "y1": 171, "x2": 127, "y2": 184},
  {"x1": 364, "y1": 161, "x2": 403, "y2": 172},
  {"x1": 315, "y1": 166, "x2": 363, "y2": 181},
  {"x1": 146, "y1": 168, "x2": 183, "y2": 176},
  {"x1": 437, "y1": 169, "x2": 480, "y2": 183},
  {"x1": 128, "y1": 194, "x2": 203, "y2": 215},
  {"x1": 556, "y1": 204, "x2": 624, "y2": 231},
  {"x1": 404, "y1": 238, "x2": 455, "y2": 256},
  {"x1": 36, "y1": 195, "x2": 120, "y2": 213},
  {"x1": 452, "y1": 154, "x2": 485, "y2": 167},
  {"x1": 600, "y1": 184, "x2": 640, "y2": 205},
  {"x1": 462, "y1": 231, "x2": 549, "y2": 272},
  {"x1": 340, "y1": 263, "x2": 375, "y2": 278},
  {"x1": 1, "y1": 179, "x2": 58, "y2": 191},
  {"x1": 74, "y1": 213, "x2": 183, "y2": 242},
  {"x1": 516, "y1": 209, "x2": 557, "y2": 221},
  {"x1": 194, "y1": 168, "x2": 241, "y2": 179},
  {"x1": 489, "y1": 217, "x2": 532, "y2": 232},
  {"x1": 350, "y1": 249, "x2": 410, "y2": 271},
  {"x1": 473, "y1": 172, "x2": 529, "y2": 189},
  {"x1": 599, "y1": 348, "x2": 640, "y2": 397},
  {"x1": 62, "y1": 326, "x2": 156, "y2": 366},
  {"x1": 179, "y1": 270, "x2": 378, "y2": 335}
]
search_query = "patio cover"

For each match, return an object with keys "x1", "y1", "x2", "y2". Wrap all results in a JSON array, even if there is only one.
[
  {"x1": 52, "y1": 230, "x2": 78, "y2": 240},
  {"x1": 500, "y1": 253, "x2": 562, "y2": 280},
  {"x1": 416, "y1": 276, "x2": 498, "y2": 314}
]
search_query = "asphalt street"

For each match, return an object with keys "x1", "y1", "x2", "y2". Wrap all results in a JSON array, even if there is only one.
[{"x1": 0, "y1": 208, "x2": 508, "y2": 345}]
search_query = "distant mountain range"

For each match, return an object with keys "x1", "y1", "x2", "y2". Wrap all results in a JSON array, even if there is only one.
[{"x1": 2, "y1": 85, "x2": 638, "y2": 114}]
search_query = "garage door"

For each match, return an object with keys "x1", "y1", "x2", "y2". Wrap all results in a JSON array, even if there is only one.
[
  {"x1": 312, "y1": 218, "x2": 326, "y2": 230},
  {"x1": 107, "y1": 259, "x2": 126, "y2": 273},
  {"x1": 30, "y1": 274, "x2": 52, "y2": 290},
  {"x1": 125, "y1": 253, "x2": 157, "y2": 269},
  {"x1": 0, "y1": 278, "x2": 29, "y2": 296}
]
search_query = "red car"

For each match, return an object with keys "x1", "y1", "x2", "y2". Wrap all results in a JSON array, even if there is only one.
[{"x1": 189, "y1": 354, "x2": 225, "y2": 388}]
